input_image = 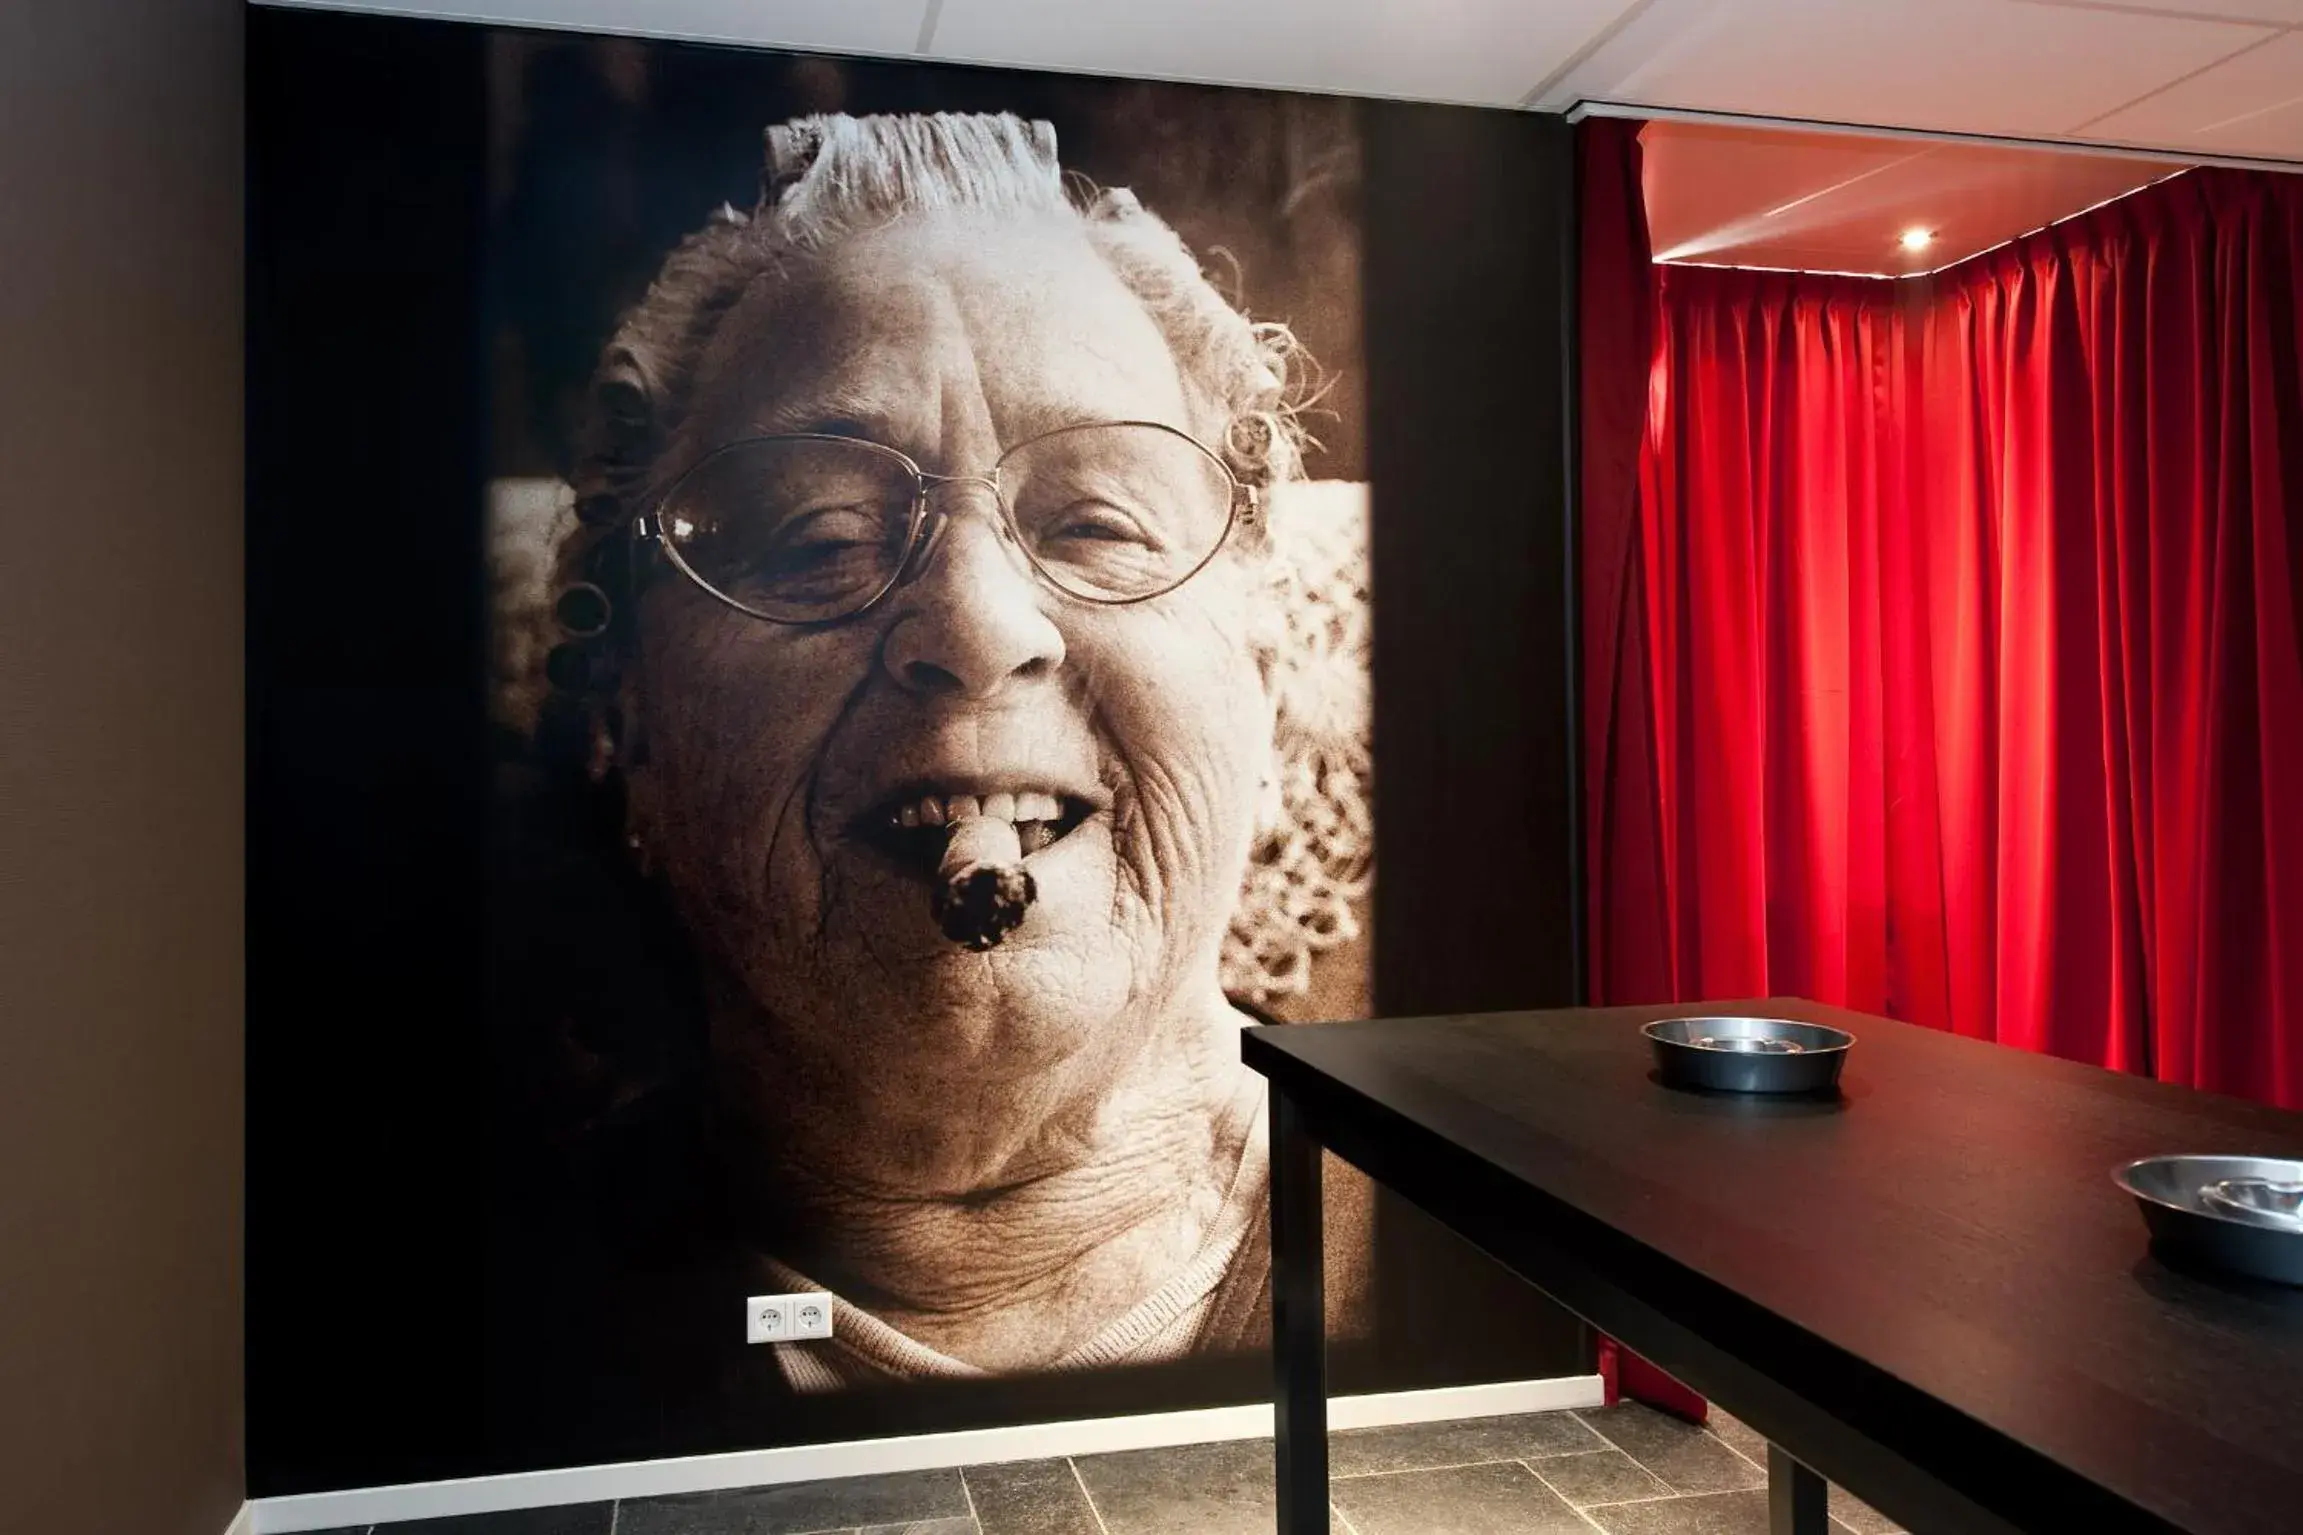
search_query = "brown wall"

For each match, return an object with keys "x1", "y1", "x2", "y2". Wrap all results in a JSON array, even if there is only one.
[{"x1": 0, "y1": 1, "x2": 246, "y2": 1533}]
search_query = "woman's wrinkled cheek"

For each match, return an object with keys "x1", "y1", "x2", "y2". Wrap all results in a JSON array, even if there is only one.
[
  {"x1": 1088, "y1": 589, "x2": 1272, "y2": 970},
  {"x1": 1110, "y1": 753, "x2": 1218, "y2": 935},
  {"x1": 636, "y1": 610, "x2": 850, "y2": 979},
  {"x1": 651, "y1": 706, "x2": 808, "y2": 968}
]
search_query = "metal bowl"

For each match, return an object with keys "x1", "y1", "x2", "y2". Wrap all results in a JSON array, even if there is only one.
[
  {"x1": 1642, "y1": 1016, "x2": 1853, "y2": 1096},
  {"x1": 2115, "y1": 1154, "x2": 2303, "y2": 1286}
]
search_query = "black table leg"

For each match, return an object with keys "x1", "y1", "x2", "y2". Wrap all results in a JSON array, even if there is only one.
[
  {"x1": 1271, "y1": 1084, "x2": 1328, "y2": 1535},
  {"x1": 1768, "y1": 1443, "x2": 1827, "y2": 1535}
]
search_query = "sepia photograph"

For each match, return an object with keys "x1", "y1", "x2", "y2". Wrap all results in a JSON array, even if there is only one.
[{"x1": 480, "y1": 37, "x2": 1374, "y2": 1415}]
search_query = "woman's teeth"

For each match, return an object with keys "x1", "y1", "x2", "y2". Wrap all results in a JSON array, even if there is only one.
[{"x1": 888, "y1": 791, "x2": 1068, "y2": 855}]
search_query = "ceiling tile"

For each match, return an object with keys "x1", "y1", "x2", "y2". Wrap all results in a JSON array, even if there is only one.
[
  {"x1": 2016, "y1": 0, "x2": 2303, "y2": 21},
  {"x1": 1535, "y1": 0, "x2": 2272, "y2": 139},
  {"x1": 927, "y1": 0, "x2": 1638, "y2": 106},
  {"x1": 2082, "y1": 31, "x2": 2303, "y2": 156},
  {"x1": 261, "y1": 0, "x2": 931, "y2": 58},
  {"x1": 1643, "y1": 121, "x2": 2181, "y2": 270}
]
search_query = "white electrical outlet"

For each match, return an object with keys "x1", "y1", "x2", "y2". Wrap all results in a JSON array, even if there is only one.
[
  {"x1": 745, "y1": 1291, "x2": 833, "y2": 1344},
  {"x1": 745, "y1": 1295, "x2": 791, "y2": 1344},
  {"x1": 790, "y1": 1292, "x2": 833, "y2": 1340}
]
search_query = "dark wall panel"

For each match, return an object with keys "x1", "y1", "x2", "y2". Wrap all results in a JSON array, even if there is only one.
[
  {"x1": 246, "y1": 9, "x2": 491, "y2": 1495},
  {"x1": 1365, "y1": 101, "x2": 1580, "y2": 1020},
  {"x1": 1363, "y1": 102, "x2": 1588, "y2": 1386}
]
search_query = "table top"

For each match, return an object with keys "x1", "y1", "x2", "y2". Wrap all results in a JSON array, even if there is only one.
[{"x1": 1243, "y1": 999, "x2": 2303, "y2": 1535}]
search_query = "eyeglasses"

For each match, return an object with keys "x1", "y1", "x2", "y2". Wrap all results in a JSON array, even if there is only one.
[{"x1": 633, "y1": 420, "x2": 1255, "y2": 626}]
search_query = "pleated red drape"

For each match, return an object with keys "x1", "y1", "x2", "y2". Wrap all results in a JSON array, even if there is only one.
[
  {"x1": 1586, "y1": 162, "x2": 2303, "y2": 1111},
  {"x1": 1578, "y1": 117, "x2": 1711, "y2": 1425},
  {"x1": 1581, "y1": 117, "x2": 1664, "y2": 1019}
]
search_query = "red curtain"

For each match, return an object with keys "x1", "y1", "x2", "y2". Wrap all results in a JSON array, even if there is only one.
[
  {"x1": 1581, "y1": 117, "x2": 1665, "y2": 1020},
  {"x1": 1578, "y1": 118, "x2": 1712, "y2": 1427},
  {"x1": 1587, "y1": 163, "x2": 2303, "y2": 1110}
]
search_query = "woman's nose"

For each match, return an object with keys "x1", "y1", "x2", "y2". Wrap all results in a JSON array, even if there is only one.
[{"x1": 879, "y1": 511, "x2": 1066, "y2": 698}]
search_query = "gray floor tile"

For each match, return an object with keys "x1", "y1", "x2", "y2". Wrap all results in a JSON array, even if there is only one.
[
  {"x1": 1583, "y1": 1490, "x2": 1771, "y2": 1535},
  {"x1": 962, "y1": 1459, "x2": 1101, "y2": 1535},
  {"x1": 1700, "y1": 1409, "x2": 1769, "y2": 1471},
  {"x1": 1576, "y1": 1405, "x2": 1766, "y2": 1495},
  {"x1": 617, "y1": 1470, "x2": 970, "y2": 1534},
  {"x1": 382, "y1": 1508, "x2": 613, "y2": 1533},
  {"x1": 1829, "y1": 1485, "x2": 1902, "y2": 1534},
  {"x1": 859, "y1": 1521, "x2": 978, "y2": 1534},
  {"x1": 1070, "y1": 1438, "x2": 1339, "y2": 1534},
  {"x1": 1329, "y1": 1410, "x2": 1603, "y2": 1477},
  {"x1": 1329, "y1": 1461, "x2": 1593, "y2": 1535},
  {"x1": 1583, "y1": 1489, "x2": 1860, "y2": 1535},
  {"x1": 1673, "y1": 1410, "x2": 1900, "y2": 1532},
  {"x1": 1527, "y1": 1448, "x2": 1674, "y2": 1507}
]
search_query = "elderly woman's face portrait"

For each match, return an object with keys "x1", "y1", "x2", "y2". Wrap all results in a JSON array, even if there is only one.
[
  {"x1": 500, "y1": 104, "x2": 1370, "y2": 1386},
  {"x1": 625, "y1": 213, "x2": 1276, "y2": 1171}
]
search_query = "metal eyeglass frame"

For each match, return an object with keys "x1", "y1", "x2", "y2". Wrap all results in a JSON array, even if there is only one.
[{"x1": 630, "y1": 419, "x2": 1258, "y2": 626}]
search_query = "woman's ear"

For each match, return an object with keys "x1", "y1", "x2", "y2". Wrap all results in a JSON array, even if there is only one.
[
  {"x1": 1244, "y1": 478, "x2": 1370, "y2": 841},
  {"x1": 613, "y1": 669, "x2": 659, "y2": 873},
  {"x1": 1254, "y1": 736, "x2": 1286, "y2": 839},
  {"x1": 1244, "y1": 503, "x2": 1294, "y2": 840}
]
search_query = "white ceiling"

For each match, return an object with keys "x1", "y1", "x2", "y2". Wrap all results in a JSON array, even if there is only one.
[
  {"x1": 262, "y1": 0, "x2": 2303, "y2": 163},
  {"x1": 1642, "y1": 120, "x2": 2187, "y2": 275}
]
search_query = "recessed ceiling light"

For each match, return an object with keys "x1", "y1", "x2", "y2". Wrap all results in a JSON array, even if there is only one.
[{"x1": 1899, "y1": 227, "x2": 1936, "y2": 253}]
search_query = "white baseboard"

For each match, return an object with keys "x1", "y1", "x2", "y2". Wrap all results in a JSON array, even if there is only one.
[
  {"x1": 221, "y1": 1500, "x2": 254, "y2": 1535},
  {"x1": 251, "y1": 1373, "x2": 1603, "y2": 1532}
]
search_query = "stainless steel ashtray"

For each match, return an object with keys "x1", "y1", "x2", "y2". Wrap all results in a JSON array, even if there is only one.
[
  {"x1": 2202, "y1": 1176, "x2": 2303, "y2": 1227},
  {"x1": 1643, "y1": 1016, "x2": 1853, "y2": 1095},
  {"x1": 2115, "y1": 1154, "x2": 2303, "y2": 1286}
]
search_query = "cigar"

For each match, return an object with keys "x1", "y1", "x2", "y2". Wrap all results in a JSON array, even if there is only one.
[{"x1": 932, "y1": 809, "x2": 1038, "y2": 950}]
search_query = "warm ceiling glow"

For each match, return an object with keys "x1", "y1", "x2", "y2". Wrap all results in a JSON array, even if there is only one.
[{"x1": 1900, "y1": 227, "x2": 1936, "y2": 253}]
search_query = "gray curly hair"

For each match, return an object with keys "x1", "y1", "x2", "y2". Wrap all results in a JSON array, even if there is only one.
[
  {"x1": 527, "y1": 111, "x2": 1366, "y2": 1008},
  {"x1": 560, "y1": 112, "x2": 1309, "y2": 591}
]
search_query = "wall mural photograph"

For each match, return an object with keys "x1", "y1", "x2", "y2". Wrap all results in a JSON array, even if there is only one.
[
  {"x1": 249, "y1": 6, "x2": 1578, "y2": 1489},
  {"x1": 479, "y1": 31, "x2": 1380, "y2": 1448}
]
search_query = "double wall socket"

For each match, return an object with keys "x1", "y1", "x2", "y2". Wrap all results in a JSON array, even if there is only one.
[{"x1": 746, "y1": 1291, "x2": 833, "y2": 1344}]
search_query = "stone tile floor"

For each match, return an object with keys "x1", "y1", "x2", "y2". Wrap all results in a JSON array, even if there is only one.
[{"x1": 305, "y1": 1402, "x2": 1905, "y2": 1534}]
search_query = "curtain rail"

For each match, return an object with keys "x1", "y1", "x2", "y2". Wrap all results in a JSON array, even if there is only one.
[{"x1": 1563, "y1": 99, "x2": 2303, "y2": 177}]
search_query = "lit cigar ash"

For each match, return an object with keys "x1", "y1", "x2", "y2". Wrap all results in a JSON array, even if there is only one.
[{"x1": 933, "y1": 809, "x2": 1038, "y2": 950}]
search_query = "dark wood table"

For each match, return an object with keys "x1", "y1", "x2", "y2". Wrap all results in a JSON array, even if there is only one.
[{"x1": 1244, "y1": 999, "x2": 2303, "y2": 1535}]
